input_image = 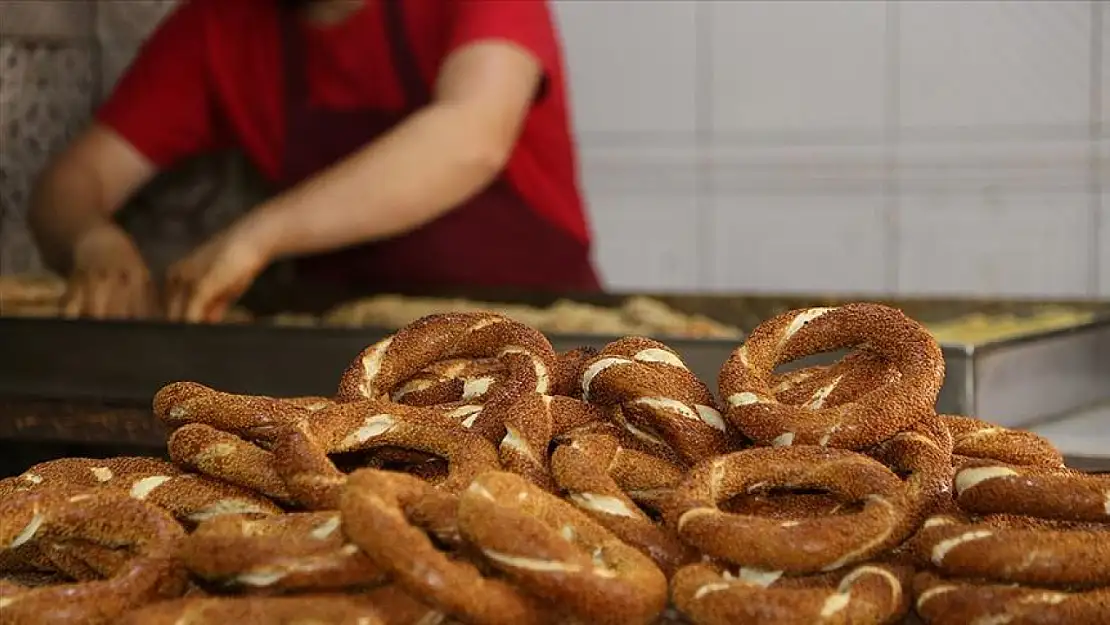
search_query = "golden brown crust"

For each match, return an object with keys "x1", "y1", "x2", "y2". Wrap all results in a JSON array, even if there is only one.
[
  {"x1": 719, "y1": 303, "x2": 944, "y2": 449},
  {"x1": 458, "y1": 470, "x2": 669, "y2": 625},
  {"x1": 868, "y1": 414, "x2": 955, "y2": 527},
  {"x1": 272, "y1": 400, "x2": 500, "y2": 510},
  {"x1": 954, "y1": 463, "x2": 1110, "y2": 523},
  {"x1": 6, "y1": 456, "x2": 281, "y2": 526},
  {"x1": 581, "y1": 337, "x2": 731, "y2": 466},
  {"x1": 0, "y1": 490, "x2": 187, "y2": 625},
  {"x1": 910, "y1": 514, "x2": 1110, "y2": 587},
  {"x1": 941, "y1": 414, "x2": 1066, "y2": 469},
  {"x1": 181, "y1": 512, "x2": 385, "y2": 592},
  {"x1": 913, "y1": 570, "x2": 1110, "y2": 625},
  {"x1": 664, "y1": 447, "x2": 910, "y2": 573},
  {"x1": 550, "y1": 431, "x2": 694, "y2": 576},
  {"x1": 115, "y1": 595, "x2": 388, "y2": 625},
  {"x1": 671, "y1": 562, "x2": 911, "y2": 625},
  {"x1": 339, "y1": 469, "x2": 551, "y2": 625}
]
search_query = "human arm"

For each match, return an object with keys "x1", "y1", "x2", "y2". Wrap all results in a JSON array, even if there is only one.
[
  {"x1": 28, "y1": 0, "x2": 224, "y2": 318},
  {"x1": 237, "y1": 40, "x2": 543, "y2": 258},
  {"x1": 166, "y1": 0, "x2": 560, "y2": 321},
  {"x1": 28, "y1": 126, "x2": 158, "y2": 318}
]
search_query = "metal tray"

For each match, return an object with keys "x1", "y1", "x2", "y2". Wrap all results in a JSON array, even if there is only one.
[{"x1": 1, "y1": 294, "x2": 1109, "y2": 429}]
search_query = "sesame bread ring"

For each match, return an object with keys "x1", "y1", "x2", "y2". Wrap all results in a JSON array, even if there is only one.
[
  {"x1": 553, "y1": 346, "x2": 599, "y2": 398},
  {"x1": 168, "y1": 423, "x2": 293, "y2": 503},
  {"x1": 459, "y1": 470, "x2": 669, "y2": 625},
  {"x1": 391, "y1": 358, "x2": 506, "y2": 407},
  {"x1": 771, "y1": 350, "x2": 900, "y2": 410},
  {"x1": 6, "y1": 456, "x2": 281, "y2": 526},
  {"x1": 719, "y1": 304, "x2": 944, "y2": 449},
  {"x1": 550, "y1": 432, "x2": 695, "y2": 576},
  {"x1": 955, "y1": 464, "x2": 1110, "y2": 523},
  {"x1": 181, "y1": 512, "x2": 385, "y2": 592},
  {"x1": 360, "y1": 447, "x2": 449, "y2": 483},
  {"x1": 361, "y1": 584, "x2": 450, "y2": 625},
  {"x1": 670, "y1": 562, "x2": 910, "y2": 625},
  {"x1": 336, "y1": 312, "x2": 557, "y2": 403},
  {"x1": 339, "y1": 469, "x2": 552, "y2": 625},
  {"x1": 941, "y1": 414, "x2": 1066, "y2": 469},
  {"x1": 0, "y1": 490, "x2": 187, "y2": 625},
  {"x1": 665, "y1": 447, "x2": 909, "y2": 573},
  {"x1": 37, "y1": 537, "x2": 135, "y2": 582},
  {"x1": 910, "y1": 514, "x2": 1110, "y2": 587},
  {"x1": 720, "y1": 492, "x2": 846, "y2": 519},
  {"x1": 913, "y1": 570, "x2": 1110, "y2": 625},
  {"x1": 154, "y1": 381, "x2": 328, "y2": 439},
  {"x1": 868, "y1": 414, "x2": 954, "y2": 526},
  {"x1": 580, "y1": 337, "x2": 730, "y2": 466},
  {"x1": 272, "y1": 401, "x2": 500, "y2": 509},
  {"x1": 115, "y1": 595, "x2": 387, "y2": 625}
]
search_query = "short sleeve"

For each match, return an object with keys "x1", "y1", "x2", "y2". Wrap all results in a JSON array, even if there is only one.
[
  {"x1": 95, "y1": 0, "x2": 227, "y2": 168},
  {"x1": 444, "y1": 0, "x2": 560, "y2": 98}
]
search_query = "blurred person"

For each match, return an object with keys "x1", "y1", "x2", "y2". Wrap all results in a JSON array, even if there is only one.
[{"x1": 29, "y1": 0, "x2": 599, "y2": 322}]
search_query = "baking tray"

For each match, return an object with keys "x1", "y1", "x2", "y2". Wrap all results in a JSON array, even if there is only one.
[{"x1": 1, "y1": 294, "x2": 1109, "y2": 429}]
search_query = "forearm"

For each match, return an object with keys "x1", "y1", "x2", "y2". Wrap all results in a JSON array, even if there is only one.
[
  {"x1": 28, "y1": 164, "x2": 117, "y2": 273},
  {"x1": 244, "y1": 102, "x2": 507, "y2": 260}
]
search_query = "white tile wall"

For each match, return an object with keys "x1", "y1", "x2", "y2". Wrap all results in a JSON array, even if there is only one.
[
  {"x1": 1099, "y1": 140, "x2": 1110, "y2": 295},
  {"x1": 898, "y1": 1, "x2": 1091, "y2": 131},
  {"x1": 579, "y1": 144, "x2": 701, "y2": 291},
  {"x1": 895, "y1": 139, "x2": 1093, "y2": 297},
  {"x1": 555, "y1": 0, "x2": 1106, "y2": 295},
  {"x1": 553, "y1": 1, "x2": 698, "y2": 136},
  {"x1": 898, "y1": 191, "x2": 1091, "y2": 297},
  {"x1": 709, "y1": 1, "x2": 887, "y2": 137},
  {"x1": 708, "y1": 195, "x2": 888, "y2": 293},
  {"x1": 1102, "y1": 0, "x2": 1109, "y2": 136}
]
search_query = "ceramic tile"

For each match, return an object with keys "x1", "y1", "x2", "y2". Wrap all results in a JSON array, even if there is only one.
[
  {"x1": 588, "y1": 194, "x2": 701, "y2": 292},
  {"x1": 0, "y1": 1, "x2": 94, "y2": 39},
  {"x1": 1102, "y1": 0, "x2": 1109, "y2": 135},
  {"x1": 552, "y1": 0, "x2": 698, "y2": 135},
  {"x1": 896, "y1": 139, "x2": 1092, "y2": 296},
  {"x1": 1098, "y1": 140, "x2": 1110, "y2": 295},
  {"x1": 706, "y1": 194, "x2": 888, "y2": 294},
  {"x1": 899, "y1": 1, "x2": 1091, "y2": 130},
  {"x1": 709, "y1": 1, "x2": 887, "y2": 137},
  {"x1": 897, "y1": 191, "x2": 1091, "y2": 297}
]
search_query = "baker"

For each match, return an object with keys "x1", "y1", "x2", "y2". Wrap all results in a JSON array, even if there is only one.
[{"x1": 28, "y1": 0, "x2": 601, "y2": 322}]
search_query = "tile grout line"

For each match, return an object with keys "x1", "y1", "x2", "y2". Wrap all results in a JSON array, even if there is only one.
[
  {"x1": 1089, "y1": 0, "x2": 1103, "y2": 298},
  {"x1": 694, "y1": 0, "x2": 714, "y2": 292},
  {"x1": 882, "y1": 0, "x2": 901, "y2": 294}
]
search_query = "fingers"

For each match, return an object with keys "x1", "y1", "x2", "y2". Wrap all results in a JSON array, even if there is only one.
[
  {"x1": 166, "y1": 269, "x2": 230, "y2": 324},
  {"x1": 164, "y1": 272, "x2": 192, "y2": 323},
  {"x1": 63, "y1": 271, "x2": 156, "y2": 320},
  {"x1": 61, "y1": 281, "x2": 86, "y2": 319}
]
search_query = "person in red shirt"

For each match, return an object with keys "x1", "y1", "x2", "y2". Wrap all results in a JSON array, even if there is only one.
[{"x1": 28, "y1": 0, "x2": 600, "y2": 322}]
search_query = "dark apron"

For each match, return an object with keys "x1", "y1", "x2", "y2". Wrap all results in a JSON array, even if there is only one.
[{"x1": 277, "y1": 0, "x2": 600, "y2": 294}]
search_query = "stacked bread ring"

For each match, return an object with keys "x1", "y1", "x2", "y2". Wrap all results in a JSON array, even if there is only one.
[{"x1": 0, "y1": 304, "x2": 1103, "y2": 624}]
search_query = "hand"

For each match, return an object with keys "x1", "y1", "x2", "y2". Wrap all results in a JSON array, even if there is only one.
[
  {"x1": 63, "y1": 223, "x2": 158, "y2": 319},
  {"x1": 164, "y1": 222, "x2": 271, "y2": 323}
]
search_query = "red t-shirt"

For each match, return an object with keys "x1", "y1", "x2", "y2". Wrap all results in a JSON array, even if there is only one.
[{"x1": 97, "y1": 0, "x2": 591, "y2": 244}]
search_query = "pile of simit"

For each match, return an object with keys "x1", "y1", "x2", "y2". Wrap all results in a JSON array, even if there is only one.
[{"x1": 1, "y1": 303, "x2": 1107, "y2": 625}]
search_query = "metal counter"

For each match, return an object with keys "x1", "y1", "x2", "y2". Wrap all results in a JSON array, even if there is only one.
[{"x1": 2, "y1": 293, "x2": 1110, "y2": 428}]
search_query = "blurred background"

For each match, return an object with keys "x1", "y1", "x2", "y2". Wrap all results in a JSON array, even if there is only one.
[{"x1": 1, "y1": 0, "x2": 1106, "y2": 297}]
